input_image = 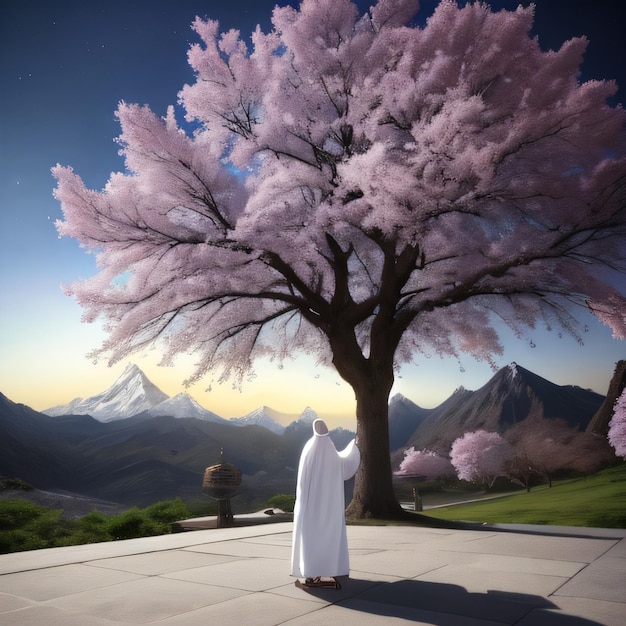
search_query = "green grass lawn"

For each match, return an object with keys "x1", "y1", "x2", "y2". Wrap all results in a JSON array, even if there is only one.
[{"x1": 423, "y1": 464, "x2": 626, "y2": 528}]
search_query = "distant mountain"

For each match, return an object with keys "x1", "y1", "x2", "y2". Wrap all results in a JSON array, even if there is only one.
[
  {"x1": 1, "y1": 385, "x2": 354, "y2": 509},
  {"x1": 388, "y1": 394, "x2": 431, "y2": 451},
  {"x1": 230, "y1": 406, "x2": 293, "y2": 434},
  {"x1": 297, "y1": 406, "x2": 319, "y2": 424},
  {"x1": 230, "y1": 405, "x2": 328, "y2": 435},
  {"x1": 1, "y1": 390, "x2": 295, "y2": 508},
  {"x1": 400, "y1": 363, "x2": 604, "y2": 453},
  {"x1": 284, "y1": 406, "x2": 320, "y2": 436},
  {"x1": 0, "y1": 391, "x2": 109, "y2": 491},
  {"x1": 40, "y1": 365, "x2": 317, "y2": 433},
  {"x1": 147, "y1": 393, "x2": 229, "y2": 424},
  {"x1": 43, "y1": 364, "x2": 168, "y2": 422}
]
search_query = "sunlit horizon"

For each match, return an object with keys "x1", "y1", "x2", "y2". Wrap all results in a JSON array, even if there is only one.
[{"x1": 2, "y1": 294, "x2": 621, "y2": 431}]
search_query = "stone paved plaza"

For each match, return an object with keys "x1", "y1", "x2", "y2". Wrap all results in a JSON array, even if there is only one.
[{"x1": 1, "y1": 522, "x2": 625, "y2": 625}]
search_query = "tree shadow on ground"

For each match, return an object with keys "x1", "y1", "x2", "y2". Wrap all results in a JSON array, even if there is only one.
[{"x1": 296, "y1": 577, "x2": 603, "y2": 625}]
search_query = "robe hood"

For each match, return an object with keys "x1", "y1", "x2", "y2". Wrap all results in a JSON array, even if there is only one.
[{"x1": 313, "y1": 418, "x2": 329, "y2": 436}]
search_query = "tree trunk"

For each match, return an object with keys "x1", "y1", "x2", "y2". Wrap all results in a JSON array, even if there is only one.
[
  {"x1": 345, "y1": 378, "x2": 405, "y2": 519},
  {"x1": 324, "y1": 239, "x2": 415, "y2": 519}
]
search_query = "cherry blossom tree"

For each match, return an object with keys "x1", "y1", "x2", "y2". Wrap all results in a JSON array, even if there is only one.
[
  {"x1": 53, "y1": 0, "x2": 626, "y2": 518},
  {"x1": 450, "y1": 430, "x2": 513, "y2": 487},
  {"x1": 608, "y1": 389, "x2": 626, "y2": 459},
  {"x1": 506, "y1": 419, "x2": 612, "y2": 489},
  {"x1": 504, "y1": 449, "x2": 537, "y2": 492},
  {"x1": 395, "y1": 447, "x2": 453, "y2": 480}
]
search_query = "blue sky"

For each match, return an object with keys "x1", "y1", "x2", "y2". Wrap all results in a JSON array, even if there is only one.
[{"x1": 1, "y1": 0, "x2": 624, "y2": 428}]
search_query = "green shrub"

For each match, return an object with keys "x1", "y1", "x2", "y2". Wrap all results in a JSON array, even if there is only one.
[
  {"x1": 144, "y1": 498, "x2": 191, "y2": 528},
  {"x1": 0, "y1": 501, "x2": 77, "y2": 553},
  {"x1": 67, "y1": 510, "x2": 112, "y2": 545},
  {"x1": 26, "y1": 508, "x2": 66, "y2": 542},
  {"x1": 0, "y1": 477, "x2": 34, "y2": 491},
  {"x1": 1, "y1": 496, "x2": 224, "y2": 553},
  {"x1": 105, "y1": 507, "x2": 158, "y2": 540},
  {"x1": 0, "y1": 500, "x2": 49, "y2": 530},
  {"x1": 185, "y1": 497, "x2": 219, "y2": 518},
  {"x1": 0, "y1": 529, "x2": 43, "y2": 553},
  {"x1": 80, "y1": 510, "x2": 110, "y2": 533},
  {"x1": 266, "y1": 493, "x2": 295, "y2": 512}
]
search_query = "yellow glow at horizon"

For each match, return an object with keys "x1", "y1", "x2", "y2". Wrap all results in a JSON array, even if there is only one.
[
  {"x1": 2, "y1": 277, "x2": 622, "y2": 431},
  {"x1": 0, "y1": 288, "x2": 359, "y2": 428},
  {"x1": 0, "y1": 282, "x2": 448, "y2": 430}
]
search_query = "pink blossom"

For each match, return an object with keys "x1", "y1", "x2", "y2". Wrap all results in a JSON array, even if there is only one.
[
  {"x1": 52, "y1": 0, "x2": 626, "y2": 517},
  {"x1": 54, "y1": 0, "x2": 626, "y2": 386},
  {"x1": 450, "y1": 430, "x2": 513, "y2": 486},
  {"x1": 608, "y1": 389, "x2": 626, "y2": 459},
  {"x1": 395, "y1": 448, "x2": 453, "y2": 479}
]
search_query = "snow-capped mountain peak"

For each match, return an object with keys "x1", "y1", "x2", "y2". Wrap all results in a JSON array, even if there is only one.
[
  {"x1": 41, "y1": 364, "x2": 324, "y2": 432},
  {"x1": 299, "y1": 406, "x2": 318, "y2": 423},
  {"x1": 42, "y1": 364, "x2": 167, "y2": 422},
  {"x1": 147, "y1": 393, "x2": 229, "y2": 424},
  {"x1": 230, "y1": 406, "x2": 288, "y2": 435}
]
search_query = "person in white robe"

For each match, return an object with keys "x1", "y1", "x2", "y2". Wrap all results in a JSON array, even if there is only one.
[{"x1": 291, "y1": 418, "x2": 360, "y2": 588}]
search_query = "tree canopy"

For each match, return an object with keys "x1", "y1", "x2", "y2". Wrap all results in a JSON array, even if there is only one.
[
  {"x1": 395, "y1": 447, "x2": 453, "y2": 479},
  {"x1": 53, "y1": 0, "x2": 626, "y2": 517},
  {"x1": 450, "y1": 430, "x2": 513, "y2": 486},
  {"x1": 608, "y1": 390, "x2": 626, "y2": 459}
]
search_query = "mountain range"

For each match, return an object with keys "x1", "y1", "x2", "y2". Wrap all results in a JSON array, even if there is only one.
[
  {"x1": 390, "y1": 362, "x2": 605, "y2": 453},
  {"x1": 42, "y1": 363, "x2": 314, "y2": 435},
  {"x1": 0, "y1": 366, "x2": 354, "y2": 509},
  {"x1": 43, "y1": 364, "x2": 229, "y2": 425},
  {"x1": 1, "y1": 362, "x2": 608, "y2": 510}
]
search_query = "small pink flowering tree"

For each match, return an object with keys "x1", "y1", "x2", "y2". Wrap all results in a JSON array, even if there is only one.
[
  {"x1": 53, "y1": 0, "x2": 626, "y2": 518},
  {"x1": 395, "y1": 447, "x2": 454, "y2": 480},
  {"x1": 506, "y1": 419, "x2": 611, "y2": 489},
  {"x1": 608, "y1": 389, "x2": 626, "y2": 459},
  {"x1": 450, "y1": 430, "x2": 513, "y2": 488}
]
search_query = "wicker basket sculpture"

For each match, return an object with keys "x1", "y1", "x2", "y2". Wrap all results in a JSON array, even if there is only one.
[
  {"x1": 202, "y1": 450, "x2": 242, "y2": 528},
  {"x1": 202, "y1": 461, "x2": 242, "y2": 500}
]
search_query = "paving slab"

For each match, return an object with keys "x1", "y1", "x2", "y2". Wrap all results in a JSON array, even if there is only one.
[
  {"x1": 553, "y1": 553, "x2": 626, "y2": 603},
  {"x1": 0, "y1": 522, "x2": 624, "y2": 625},
  {"x1": 522, "y1": 596, "x2": 626, "y2": 626},
  {"x1": 439, "y1": 531, "x2": 615, "y2": 562},
  {"x1": 47, "y1": 576, "x2": 248, "y2": 623},
  {"x1": 0, "y1": 604, "x2": 115, "y2": 626},
  {"x1": 185, "y1": 536, "x2": 292, "y2": 559},
  {"x1": 88, "y1": 548, "x2": 238, "y2": 575},
  {"x1": 162, "y1": 555, "x2": 295, "y2": 592},
  {"x1": 280, "y1": 597, "x2": 506, "y2": 626},
  {"x1": 346, "y1": 578, "x2": 550, "y2": 624},
  {"x1": 155, "y1": 590, "x2": 320, "y2": 626},
  {"x1": 0, "y1": 563, "x2": 143, "y2": 601}
]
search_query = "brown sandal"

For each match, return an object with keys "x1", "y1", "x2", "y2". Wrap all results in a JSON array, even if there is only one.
[{"x1": 297, "y1": 577, "x2": 342, "y2": 590}]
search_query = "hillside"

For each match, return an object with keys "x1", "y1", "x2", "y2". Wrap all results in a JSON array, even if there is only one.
[
  {"x1": 0, "y1": 392, "x2": 348, "y2": 509},
  {"x1": 393, "y1": 363, "x2": 604, "y2": 453}
]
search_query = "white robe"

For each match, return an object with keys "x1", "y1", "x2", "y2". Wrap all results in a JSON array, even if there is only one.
[{"x1": 290, "y1": 429, "x2": 360, "y2": 578}]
